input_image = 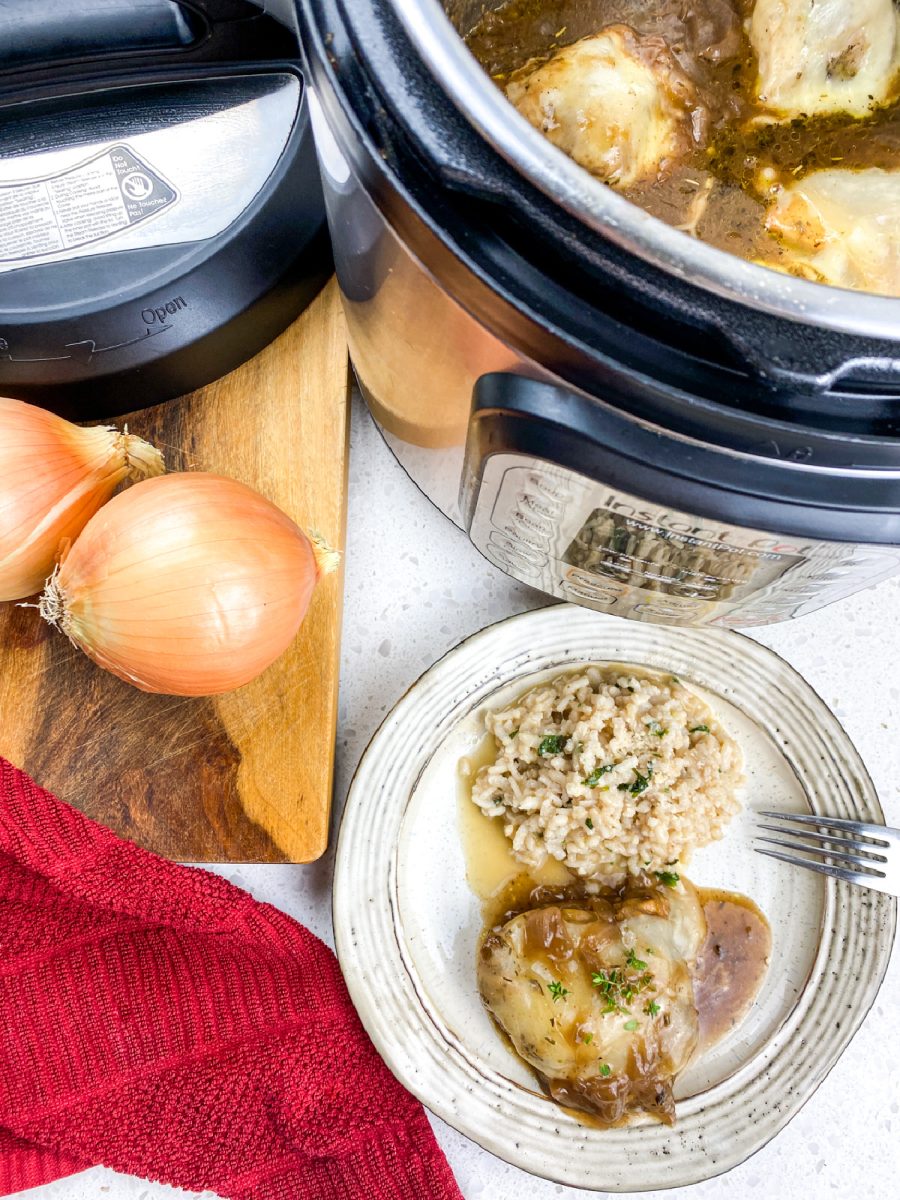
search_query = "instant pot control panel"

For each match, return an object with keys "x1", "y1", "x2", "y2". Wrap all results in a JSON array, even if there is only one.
[
  {"x1": 467, "y1": 453, "x2": 899, "y2": 627},
  {"x1": 463, "y1": 375, "x2": 900, "y2": 629}
]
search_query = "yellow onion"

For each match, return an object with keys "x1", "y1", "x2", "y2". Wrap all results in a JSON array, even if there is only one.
[
  {"x1": 0, "y1": 396, "x2": 164, "y2": 601},
  {"x1": 39, "y1": 472, "x2": 339, "y2": 696}
]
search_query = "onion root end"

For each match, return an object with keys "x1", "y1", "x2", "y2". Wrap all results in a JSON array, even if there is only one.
[
  {"x1": 117, "y1": 426, "x2": 166, "y2": 482},
  {"x1": 38, "y1": 569, "x2": 73, "y2": 639},
  {"x1": 309, "y1": 530, "x2": 341, "y2": 577}
]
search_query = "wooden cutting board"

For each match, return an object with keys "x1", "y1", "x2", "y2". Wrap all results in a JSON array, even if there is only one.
[{"x1": 0, "y1": 280, "x2": 349, "y2": 863}]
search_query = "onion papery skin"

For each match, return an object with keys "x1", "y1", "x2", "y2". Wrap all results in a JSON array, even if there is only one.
[
  {"x1": 0, "y1": 396, "x2": 164, "y2": 601},
  {"x1": 43, "y1": 472, "x2": 332, "y2": 696}
]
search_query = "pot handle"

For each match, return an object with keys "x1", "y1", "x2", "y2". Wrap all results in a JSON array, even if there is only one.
[{"x1": 708, "y1": 305, "x2": 900, "y2": 396}]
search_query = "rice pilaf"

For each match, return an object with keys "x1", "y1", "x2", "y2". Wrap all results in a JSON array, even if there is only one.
[{"x1": 471, "y1": 666, "x2": 743, "y2": 879}]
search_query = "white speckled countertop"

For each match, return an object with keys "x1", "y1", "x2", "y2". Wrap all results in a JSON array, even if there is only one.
[{"x1": 21, "y1": 395, "x2": 900, "y2": 1200}]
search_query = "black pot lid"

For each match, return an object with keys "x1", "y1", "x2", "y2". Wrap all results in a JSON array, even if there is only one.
[{"x1": 0, "y1": 1, "x2": 331, "y2": 420}]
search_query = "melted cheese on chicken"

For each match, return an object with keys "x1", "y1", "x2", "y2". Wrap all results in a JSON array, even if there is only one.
[
  {"x1": 478, "y1": 876, "x2": 706, "y2": 1126},
  {"x1": 506, "y1": 27, "x2": 698, "y2": 189},
  {"x1": 764, "y1": 167, "x2": 900, "y2": 295},
  {"x1": 750, "y1": 0, "x2": 900, "y2": 119}
]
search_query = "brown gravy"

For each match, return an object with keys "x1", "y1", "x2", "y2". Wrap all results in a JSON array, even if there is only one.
[{"x1": 693, "y1": 888, "x2": 772, "y2": 1051}]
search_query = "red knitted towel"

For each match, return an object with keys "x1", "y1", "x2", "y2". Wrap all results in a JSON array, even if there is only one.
[{"x1": 0, "y1": 757, "x2": 463, "y2": 1200}]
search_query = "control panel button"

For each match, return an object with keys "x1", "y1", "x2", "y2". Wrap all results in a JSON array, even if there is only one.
[
  {"x1": 512, "y1": 508, "x2": 554, "y2": 539},
  {"x1": 565, "y1": 567, "x2": 611, "y2": 591},
  {"x1": 527, "y1": 472, "x2": 572, "y2": 504},
  {"x1": 632, "y1": 599, "x2": 711, "y2": 621},
  {"x1": 563, "y1": 580, "x2": 623, "y2": 607},
  {"x1": 499, "y1": 519, "x2": 550, "y2": 552},
  {"x1": 518, "y1": 490, "x2": 563, "y2": 521},
  {"x1": 488, "y1": 530, "x2": 544, "y2": 566},
  {"x1": 484, "y1": 542, "x2": 541, "y2": 580}
]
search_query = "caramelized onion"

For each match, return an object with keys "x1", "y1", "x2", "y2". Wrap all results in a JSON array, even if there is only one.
[{"x1": 39, "y1": 472, "x2": 338, "y2": 696}]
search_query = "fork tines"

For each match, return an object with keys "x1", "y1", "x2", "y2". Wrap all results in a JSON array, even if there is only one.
[{"x1": 753, "y1": 809, "x2": 898, "y2": 896}]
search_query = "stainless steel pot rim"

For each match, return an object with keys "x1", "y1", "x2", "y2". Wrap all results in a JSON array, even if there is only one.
[{"x1": 389, "y1": 0, "x2": 900, "y2": 342}]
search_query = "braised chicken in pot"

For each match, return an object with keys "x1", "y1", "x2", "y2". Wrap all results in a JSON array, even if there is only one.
[{"x1": 461, "y1": 1, "x2": 900, "y2": 296}]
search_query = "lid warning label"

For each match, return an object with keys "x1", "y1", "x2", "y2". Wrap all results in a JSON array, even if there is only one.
[{"x1": 0, "y1": 144, "x2": 177, "y2": 263}]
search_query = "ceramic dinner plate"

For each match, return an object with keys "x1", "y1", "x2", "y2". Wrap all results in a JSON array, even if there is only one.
[{"x1": 333, "y1": 606, "x2": 896, "y2": 1191}]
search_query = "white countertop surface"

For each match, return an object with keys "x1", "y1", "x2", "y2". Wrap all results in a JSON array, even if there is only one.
[{"x1": 22, "y1": 394, "x2": 900, "y2": 1200}]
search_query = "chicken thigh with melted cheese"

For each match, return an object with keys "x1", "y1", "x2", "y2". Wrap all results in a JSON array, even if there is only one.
[
  {"x1": 478, "y1": 875, "x2": 706, "y2": 1126},
  {"x1": 750, "y1": 0, "x2": 900, "y2": 120},
  {"x1": 765, "y1": 167, "x2": 900, "y2": 295},
  {"x1": 506, "y1": 26, "x2": 700, "y2": 188}
]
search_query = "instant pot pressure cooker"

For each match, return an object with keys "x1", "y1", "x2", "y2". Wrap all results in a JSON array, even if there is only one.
[{"x1": 298, "y1": 0, "x2": 900, "y2": 628}]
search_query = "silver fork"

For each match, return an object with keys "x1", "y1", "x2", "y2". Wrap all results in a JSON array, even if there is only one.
[{"x1": 754, "y1": 810, "x2": 900, "y2": 896}]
